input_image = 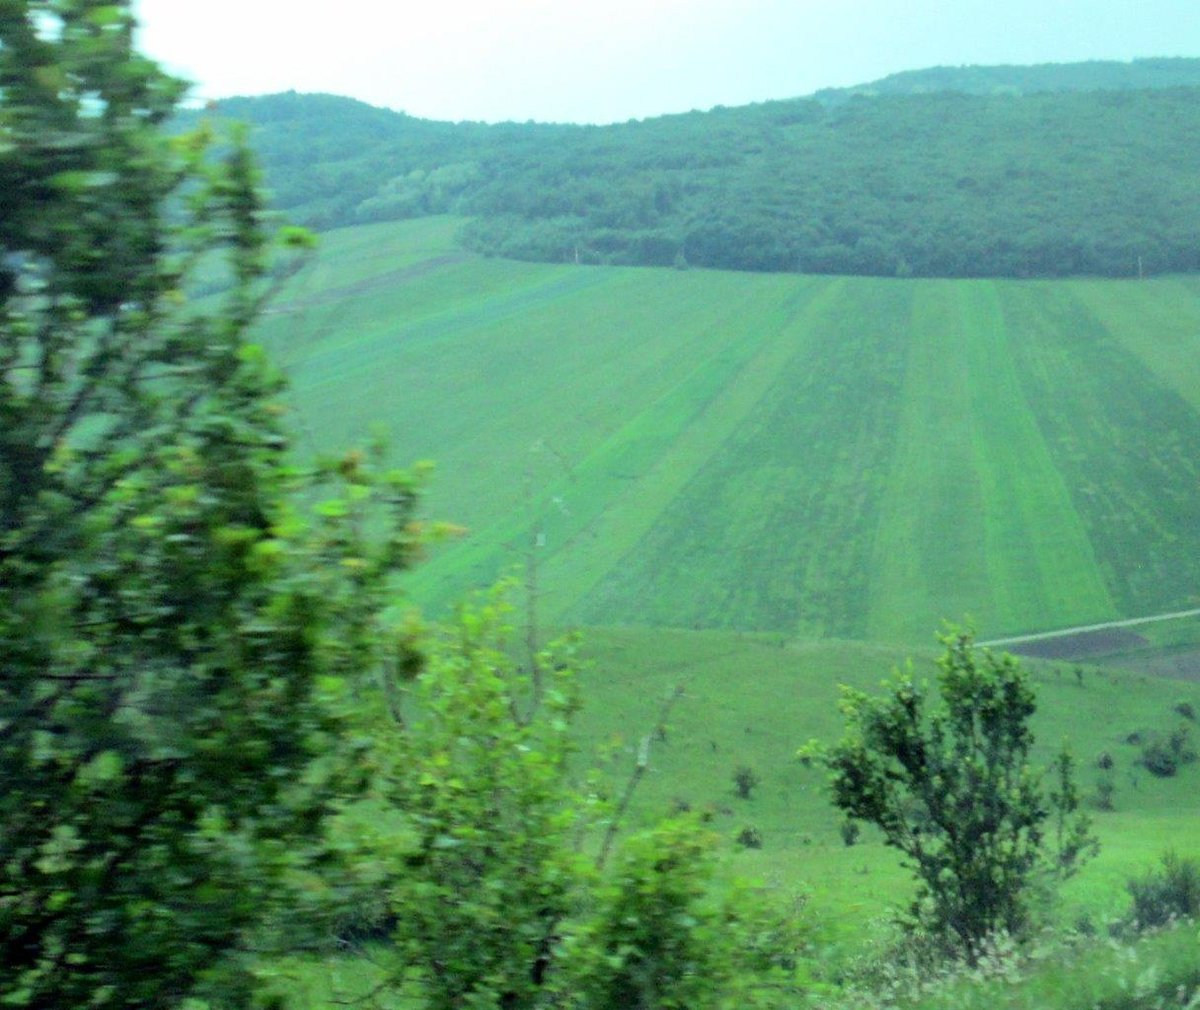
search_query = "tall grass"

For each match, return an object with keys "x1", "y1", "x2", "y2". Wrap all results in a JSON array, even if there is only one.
[{"x1": 820, "y1": 921, "x2": 1200, "y2": 1010}]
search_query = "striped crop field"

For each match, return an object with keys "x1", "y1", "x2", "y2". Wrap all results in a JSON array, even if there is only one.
[{"x1": 253, "y1": 217, "x2": 1200, "y2": 645}]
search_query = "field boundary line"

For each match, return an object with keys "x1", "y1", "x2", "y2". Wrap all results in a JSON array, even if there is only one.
[{"x1": 980, "y1": 607, "x2": 1200, "y2": 648}]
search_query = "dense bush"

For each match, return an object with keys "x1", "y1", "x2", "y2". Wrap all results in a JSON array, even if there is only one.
[
  {"x1": 0, "y1": 4, "x2": 422, "y2": 1005},
  {"x1": 734, "y1": 763, "x2": 761, "y2": 799},
  {"x1": 569, "y1": 819, "x2": 803, "y2": 1010},
  {"x1": 737, "y1": 825, "x2": 765, "y2": 849},
  {"x1": 1126, "y1": 851, "x2": 1200, "y2": 930},
  {"x1": 1139, "y1": 727, "x2": 1197, "y2": 778}
]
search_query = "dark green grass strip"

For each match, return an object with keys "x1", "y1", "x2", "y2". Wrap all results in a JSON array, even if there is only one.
[
  {"x1": 959, "y1": 282, "x2": 1114, "y2": 637},
  {"x1": 571, "y1": 278, "x2": 913, "y2": 636},
  {"x1": 406, "y1": 275, "x2": 838, "y2": 613},
  {"x1": 1068, "y1": 275, "x2": 1200, "y2": 413},
  {"x1": 999, "y1": 283, "x2": 1200, "y2": 618}
]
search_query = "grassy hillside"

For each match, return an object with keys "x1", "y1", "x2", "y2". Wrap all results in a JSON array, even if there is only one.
[
  {"x1": 570, "y1": 627, "x2": 1200, "y2": 933},
  {"x1": 254, "y1": 218, "x2": 1200, "y2": 645},
  {"x1": 244, "y1": 221, "x2": 1200, "y2": 1008}
]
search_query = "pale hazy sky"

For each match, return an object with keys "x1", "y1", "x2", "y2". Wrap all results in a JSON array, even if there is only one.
[{"x1": 133, "y1": 0, "x2": 1200, "y2": 124}]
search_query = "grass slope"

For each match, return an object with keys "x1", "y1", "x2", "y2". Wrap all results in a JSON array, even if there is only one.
[
  {"x1": 569, "y1": 627, "x2": 1200, "y2": 936},
  {"x1": 254, "y1": 218, "x2": 1200, "y2": 644}
]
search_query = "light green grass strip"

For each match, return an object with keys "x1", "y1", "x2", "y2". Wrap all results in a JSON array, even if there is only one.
[
  {"x1": 405, "y1": 273, "x2": 839, "y2": 613},
  {"x1": 961, "y1": 282, "x2": 1113, "y2": 635},
  {"x1": 547, "y1": 277, "x2": 844, "y2": 619},
  {"x1": 1069, "y1": 275, "x2": 1200, "y2": 412},
  {"x1": 867, "y1": 280, "x2": 993, "y2": 642}
]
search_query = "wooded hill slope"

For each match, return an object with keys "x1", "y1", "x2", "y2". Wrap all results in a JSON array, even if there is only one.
[
  {"x1": 210, "y1": 59, "x2": 1200, "y2": 279},
  {"x1": 813, "y1": 56, "x2": 1200, "y2": 101}
]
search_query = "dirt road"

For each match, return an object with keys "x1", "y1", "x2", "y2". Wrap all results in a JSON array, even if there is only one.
[{"x1": 980, "y1": 607, "x2": 1200, "y2": 649}]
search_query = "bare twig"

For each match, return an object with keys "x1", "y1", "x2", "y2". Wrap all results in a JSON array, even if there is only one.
[
  {"x1": 595, "y1": 682, "x2": 686, "y2": 871},
  {"x1": 517, "y1": 439, "x2": 574, "y2": 722}
]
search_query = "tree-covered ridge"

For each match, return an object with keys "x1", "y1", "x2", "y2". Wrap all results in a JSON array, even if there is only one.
[
  {"x1": 206, "y1": 92, "x2": 576, "y2": 231},
  {"x1": 213, "y1": 78, "x2": 1200, "y2": 279},
  {"x1": 811, "y1": 56, "x2": 1200, "y2": 102}
]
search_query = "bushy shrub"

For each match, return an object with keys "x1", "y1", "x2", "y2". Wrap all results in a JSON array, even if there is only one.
[
  {"x1": 815, "y1": 632, "x2": 1097, "y2": 962},
  {"x1": 1126, "y1": 851, "x2": 1200, "y2": 930},
  {"x1": 569, "y1": 819, "x2": 803, "y2": 1009},
  {"x1": 737, "y1": 825, "x2": 764, "y2": 849},
  {"x1": 1139, "y1": 727, "x2": 1197, "y2": 777},
  {"x1": 734, "y1": 764, "x2": 761, "y2": 799}
]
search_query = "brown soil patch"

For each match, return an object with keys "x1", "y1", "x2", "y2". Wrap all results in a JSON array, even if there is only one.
[{"x1": 1008, "y1": 627, "x2": 1149, "y2": 660}]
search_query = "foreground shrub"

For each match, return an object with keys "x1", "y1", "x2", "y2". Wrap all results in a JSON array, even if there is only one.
[
  {"x1": 827, "y1": 921, "x2": 1200, "y2": 1010},
  {"x1": 352, "y1": 588, "x2": 588, "y2": 1010},
  {"x1": 343, "y1": 589, "x2": 808, "y2": 1010},
  {"x1": 1126, "y1": 851, "x2": 1200, "y2": 931},
  {"x1": 569, "y1": 819, "x2": 805, "y2": 1010},
  {"x1": 0, "y1": 5, "x2": 415, "y2": 1005},
  {"x1": 812, "y1": 631, "x2": 1097, "y2": 963}
]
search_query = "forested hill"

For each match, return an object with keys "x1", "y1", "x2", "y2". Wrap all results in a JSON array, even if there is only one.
[
  {"x1": 212, "y1": 72, "x2": 1200, "y2": 279},
  {"x1": 812, "y1": 56, "x2": 1200, "y2": 102}
]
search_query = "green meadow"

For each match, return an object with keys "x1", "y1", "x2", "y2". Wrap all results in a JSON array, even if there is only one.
[
  {"x1": 249, "y1": 216, "x2": 1200, "y2": 943},
  {"x1": 566, "y1": 628, "x2": 1200, "y2": 935},
  {"x1": 256, "y1": 217, "x2": 1200, "y2": 645}
]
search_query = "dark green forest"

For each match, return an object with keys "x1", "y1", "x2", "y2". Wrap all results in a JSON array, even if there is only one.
[{"x1": 210, "y1": 61, "x2": 1200, "y2": 279}]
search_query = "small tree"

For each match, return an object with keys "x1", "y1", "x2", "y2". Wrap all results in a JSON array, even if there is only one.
[
  {"x1": 348, "y1": 585, "x2": 806, "y2": 1010},
  {"x1": 358, "y1": 586, "x2": 590, "y2": 1010},
  {"x1": 734, "y1": 763, "x2": 761, "y2": 799},
  {"x1": 816, "y1": 631, "x2": 1097, "y2": 961}
]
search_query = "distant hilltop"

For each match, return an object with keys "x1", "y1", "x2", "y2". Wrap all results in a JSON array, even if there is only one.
[
  {"x1": 811, "y1": 56, "x2": 1200, "y2": 102},
  {"x1": 201, "y1": 58, "x2": 1200, "y2": 280}
]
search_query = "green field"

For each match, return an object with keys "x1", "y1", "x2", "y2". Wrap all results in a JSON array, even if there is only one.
[
  {"x1": 563, "y1": 628, "x2": 1200, "y2": 933},
  {"x1": 255, "y1": 217, "x2": 1200, "y2": 645},
  {"x1": 248, "y1": 219, "x2": 1200, "y2": 932}
]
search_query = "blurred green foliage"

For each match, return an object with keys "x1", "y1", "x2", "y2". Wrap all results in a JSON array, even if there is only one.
[{"x1": 0, "y1": 3, "x2": 420, "y2": 1006}]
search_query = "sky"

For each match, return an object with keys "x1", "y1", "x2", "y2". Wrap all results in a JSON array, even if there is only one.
[{"x1": 133, "y1": 0, "x2": 1200, "y2": 124}]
